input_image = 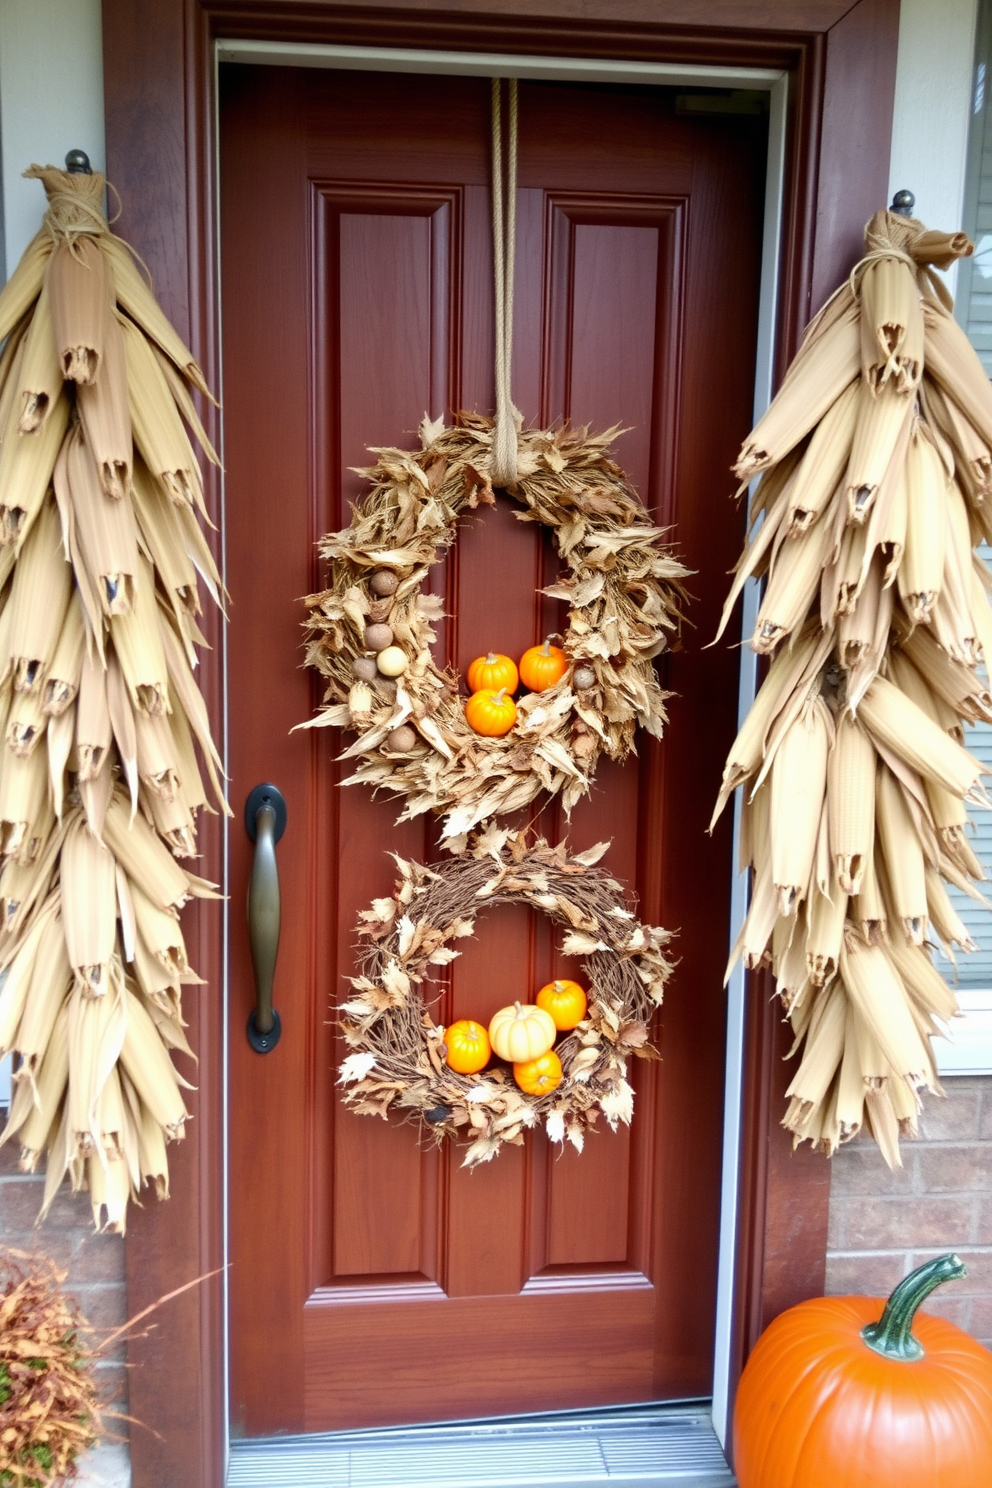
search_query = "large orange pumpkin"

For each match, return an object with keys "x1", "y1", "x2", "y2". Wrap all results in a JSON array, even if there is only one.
[
  {"x1": 519, "y1": 639, "x2": 568, "y2": 692},
  {"x1": 734, "y1": 1254, "x2": 992, "y2": 1488},
  {"x1": 466, "y1": 651, "x2": 518, "y2": 695},
  {"x1": 536, "y1": 979, "x2": 587, "y2": 1030},
  {"x1": 443, "y1": 1019, "x2": 491, "y2": 1075}
]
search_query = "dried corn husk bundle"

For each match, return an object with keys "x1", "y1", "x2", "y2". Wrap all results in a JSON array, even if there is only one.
[
  {"x1": 716, "y1": 207, "x2": 991, "y2": 1167},
  {"x1": 0, "y1": 164, "x2": 227, "y2": 1230},
  {"x1": 301, "y1": 412, "x2": 688, "y2": 842},
  {"x1": 339, "y1": 824, "x2": 672, "y2": 1162}
]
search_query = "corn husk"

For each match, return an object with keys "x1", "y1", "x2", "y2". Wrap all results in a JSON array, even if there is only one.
[
  {"x1": 0, "y1": 230, "x2": 53, "y2": 346},
  {"x1": 0, "y1": 164, "x2": 226, "y2": 1228},
  {"x1": 46, "y1": 237, "x2": 111, "y2": 385},
  {"x1": 0, "y1": 388, "x2": 69, "y2": 551},
  {"x1": 4, "y1": 494, "x2": 72, "y2": 694},
  {"x1": 719, "y1": 205, "x2": 990, "y2": 1165},
  {"x1": 65, "y1": 423, "x2": 139, "y2": 617},
  {"x1": 77, "y1": 304, "x2": 132, "y2": 498},
  {"x1": 15, "y1": 280, "x2": 63, "y2": 433}
]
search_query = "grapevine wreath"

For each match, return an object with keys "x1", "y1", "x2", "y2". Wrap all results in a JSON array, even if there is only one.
[
  {"x1": 337, "y1": 825, "x2": 674, "y2": 1163},
  {"x1": 301, "y1": 412, "x2": 689, "y2": 842}
]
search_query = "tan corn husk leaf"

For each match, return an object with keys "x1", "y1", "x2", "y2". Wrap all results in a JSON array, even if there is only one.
[
  {"x1": 65, "y1": 423, "x2": 139, "y2": 617},
  {"x1": 0, "y1": 229, "x2": 52, "y2": 346},
  {"x1": 110, "y1": 552, "x2": 170, "y2": 715},
  {"x1": 4, "y1": 494, "x2": 72, "y2": 695},
  {"x1": 43, "y1": 591, "x2": 85, "y2": 717},
  {"x1": 0, "y1": 388, "x2": 69, "y2": 551},
  {"x1": 15, "y1": 279, "x2": 63, "y2": 433},
  {"x1": 118, "y1": 312, "x2": 205, "y2": 513},
  {"x1": 46, "y1": 236, "x2": 111, "y2": 384},
  {"x1": 77, "y1": 302, "x2": 132, "y2": 498}
]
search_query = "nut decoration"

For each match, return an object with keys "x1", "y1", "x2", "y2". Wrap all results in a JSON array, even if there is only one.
[
  {"x1": 301, "y1": 413, "x2": 688, "y2": 842},
  {"x1": 336, "y1": 826, "x2": 673, "y2": 1163}
]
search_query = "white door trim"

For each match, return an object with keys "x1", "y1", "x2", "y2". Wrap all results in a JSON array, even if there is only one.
[{"x1": 213, "y1": 39, "x2": 787, "y2": 1464}]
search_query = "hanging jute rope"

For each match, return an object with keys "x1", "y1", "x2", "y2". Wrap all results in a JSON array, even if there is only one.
[
  {"x1": 490, "y1": 77, "x2": 520, "y2": 489},
  {"x1": 0, "y1": 165, "x2": 227, "y2": 1230},
  {"x1": 714, "y1": 206, "x2": 989, "y2": 1166},
  {"x1": 300, "y1": 84, "x2": 688, "y2": 838}
]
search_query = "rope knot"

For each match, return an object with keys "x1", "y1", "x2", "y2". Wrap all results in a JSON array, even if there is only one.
[{"x1": 24, "y1": 165, "x2": 110, "y2": 246}]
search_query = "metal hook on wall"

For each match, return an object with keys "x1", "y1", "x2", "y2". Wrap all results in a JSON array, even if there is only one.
[
  {"x1": 890, "y1": 189, "x2": 916, "y2": 216},
  {"x1": 65, "y1": 149, "x2": 92, "y2": 175}
]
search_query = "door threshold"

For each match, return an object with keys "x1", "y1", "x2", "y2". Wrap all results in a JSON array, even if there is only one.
[{"x1": 226, "y1": 1400, "x2": 735, "y2": 1487}]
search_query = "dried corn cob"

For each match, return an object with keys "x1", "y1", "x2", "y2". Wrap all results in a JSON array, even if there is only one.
[
  {"x1": 718, "y1": 205, "x2": 989, "y2": 1166},
  {"x1": 0, "y1": 163, "x2": 226, "y2": 1228}
]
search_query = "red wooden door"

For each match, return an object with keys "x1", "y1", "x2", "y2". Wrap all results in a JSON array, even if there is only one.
[{"x1": 220, "y1": 65, "x2": 764, "y2": 1438}]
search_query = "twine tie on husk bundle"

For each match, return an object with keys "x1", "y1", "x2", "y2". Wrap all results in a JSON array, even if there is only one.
[
  {"x1": 490, "y1": 78, "x2": 521, "y2": 488},
  {"x1": 24, "y1": 163, "x2": 112, "y2": 246},
  {"x1": 714, "y1": 205, "x2": 992, "y2": 1167},
  {"x1": 0, "y1": 164, "x2": 228, "y2": 1231}
]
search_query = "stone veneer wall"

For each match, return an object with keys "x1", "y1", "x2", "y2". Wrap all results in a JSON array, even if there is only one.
[
  {"x1": 0, "y1": 1136, "x2": 129, "y2": 1433},
  {"x1": 825, "y1": 1075, "x2": 992, "y2": 1345}
]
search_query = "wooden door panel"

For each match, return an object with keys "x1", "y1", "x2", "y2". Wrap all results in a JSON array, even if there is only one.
[
  {"x1": 303, "y1": 1286, "x2": 655, "y2": 1431},
  {"x1": 223, "y1": 64, "x2": 764, "y2": 1434}
]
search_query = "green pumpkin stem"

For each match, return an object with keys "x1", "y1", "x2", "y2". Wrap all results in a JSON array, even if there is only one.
[{"x1": 861, "y1": 1253, "x2": 967, "y2": 1362}]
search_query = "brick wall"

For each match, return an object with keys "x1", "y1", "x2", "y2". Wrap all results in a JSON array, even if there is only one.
[
  {"x1": 0, "y1": 1137, "x2": 130, "y2": 1438},
  {"x1": 826, "y1": 1075, "x2": 992, "y2": 1346}
]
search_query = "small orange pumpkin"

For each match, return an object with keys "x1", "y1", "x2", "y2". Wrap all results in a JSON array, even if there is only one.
[
  {"x1": 466, "y1": 651, "x2": 519, "y2": 695},
  {"x1": 513, "y1": 1049, "x2": 563, "y2": 1096},
  {"x1": 465, "y1": 687, "x2": 517, "y2": 737},
  {"x1": 734, "y1": 1253, "x2": 992, "y2": 1488},
  {"x1": 444, "y1": 1019, "x2": 491, "y2": 1075},
  {"x1": 519, "y1": 639, "x2": 568, "y2": 692},
  {"x1": 536, "y1": 979, "x2": 587, "y2": 1030}
]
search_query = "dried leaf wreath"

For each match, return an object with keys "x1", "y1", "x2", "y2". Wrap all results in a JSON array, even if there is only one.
[
  {"x1": 337, "y1": 825, "x2": 673, "y2": 1163},
  {"x1": 0, "y1": 165, "x2": 228, "y2": 1230},
  {"x1": 714, "y1": 206, "x2": 992, "y2": 1166},
  {"x1": 301, "y1": 412, "x2": 688, "y2": 842}
]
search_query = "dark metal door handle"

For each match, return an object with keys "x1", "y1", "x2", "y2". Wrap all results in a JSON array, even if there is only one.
[{"x1": 245, "y1": 784, "x2": 287, "y2": 1053}]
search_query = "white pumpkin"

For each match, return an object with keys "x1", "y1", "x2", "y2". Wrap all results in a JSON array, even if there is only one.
[{"x1": 488, "y1": 1001, "x2": 556, "y2": 1062}]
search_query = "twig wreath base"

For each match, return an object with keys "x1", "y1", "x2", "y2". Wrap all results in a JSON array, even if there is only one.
[
  {"x1": 337, "y1": 826, "x2": 674, "y2": 1164},
  {"x1": 302, "y1": 413, "x2": 688, "y2": 842}
]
